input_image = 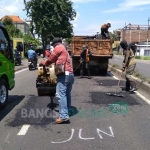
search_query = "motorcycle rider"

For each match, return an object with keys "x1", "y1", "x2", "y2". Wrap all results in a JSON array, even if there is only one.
[
  {"x1": 27, "y1": 46, "x2": 38, "y2": 68},
  {"x1": 14, "y1": 47, "x2": 22, "y2": 65}
]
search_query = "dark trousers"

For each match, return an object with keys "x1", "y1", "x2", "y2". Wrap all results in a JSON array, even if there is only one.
[
  {"x1": 80, "y1": 62, "x2": 90, "y2": 76},
  {"x1": 101, "y1": 28, "x2": 109, "y2": 39},
  {"x1": 125, "y1": 64, "x2": 136, "y2": 89}
]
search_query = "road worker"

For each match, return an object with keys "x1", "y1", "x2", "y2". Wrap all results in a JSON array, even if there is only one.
[{"x1": 79, "y1": 45, "x2": 92, "y2": 79}]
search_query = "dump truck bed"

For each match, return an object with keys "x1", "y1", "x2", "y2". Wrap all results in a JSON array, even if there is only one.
[
  {"x1": 71, "y1": 37, "x2": 113, "y2": 76},
  {"x1": 71, "y1": 39, "x2": 113, "y2": 57}
]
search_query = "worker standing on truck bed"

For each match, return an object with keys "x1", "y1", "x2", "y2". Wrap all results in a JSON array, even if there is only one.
[
  {"x1": 101, "y1": 23, "x2": 111, "y2": 39},
  {"x1": 79, "y1": 45, "x2": 92, "y2": 79},
  {"x1": 120, "y1": 40, "x2": 137, "y2": 92}
]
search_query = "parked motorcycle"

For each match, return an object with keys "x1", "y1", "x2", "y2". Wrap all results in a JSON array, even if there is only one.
[
  {"x1": 14, "y1": 50, "x2": 22, "y2": 65},
  {"x1": 28, "y1": 58, "x2": 37, "y2": 71}
]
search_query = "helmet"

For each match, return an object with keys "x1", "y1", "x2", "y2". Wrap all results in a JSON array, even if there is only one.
[
  {"x1": 82, "y1": 45, "x2": 87, "y2": 50},
  {"x1": 120, "y1": 40, "x2": 128, "y2": 50},
  {"x1": 46, "y1": 44, "x2": 50, "y2": 50},
  {"x1": 51, "y1": 37, "x2": 62, "y2": 46},
  {"x1": 107, "y1": 23, "x2": 111, "y2": 27},
  {"x1": 30, "y1": 45, "x2": 34, "y2": 50}
]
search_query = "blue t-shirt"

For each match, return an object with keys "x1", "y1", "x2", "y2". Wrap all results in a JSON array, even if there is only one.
[{"x1": 27, "y1": 49, "x2": 37, "y2": 59}]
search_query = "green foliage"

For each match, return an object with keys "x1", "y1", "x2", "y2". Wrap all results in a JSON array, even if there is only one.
[
  {"x1": 24, "y1": 0, "x2": 76, "y2": 52},
  {"x1": 135, "y1": 56, "x2": 150, "y2": 60},
  {"x1": 135, "y1": 56, "x2": 141, "y2": 59},
  {"x1": 1, "y1": 16, "x2": 23, "y2": 39},
  {"x1": 141, "y1": 56, "x2": 150, "y2": 60},
  {"x1": 109, "y1": 31, "x2": 117, "y2": 43},
  {"x1": 65, "y1": 38, "x2": 72, "y2": 44}
]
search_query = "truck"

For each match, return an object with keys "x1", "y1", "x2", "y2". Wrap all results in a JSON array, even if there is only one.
[
  {"x1": 0, "y1": 22, "x2": 22, "y2": 108},
  {"x1": 71, "y1": 35, "x2": 113, "y2": 75}
]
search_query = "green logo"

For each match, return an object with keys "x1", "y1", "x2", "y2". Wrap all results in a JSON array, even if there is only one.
[{"x1": 109, "y1": 102, "x2": 129, "y2": 115}]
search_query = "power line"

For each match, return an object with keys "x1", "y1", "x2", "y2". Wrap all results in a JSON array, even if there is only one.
[
  {"x1": 0, "y1": 7, "x2": 18, "y2": 16},
  {"x1": 18, "y1": 0, "x2": 25, "y2": 5},
  {"x1": 0, "y1": 7, "x2": 26, "y2": 21}
]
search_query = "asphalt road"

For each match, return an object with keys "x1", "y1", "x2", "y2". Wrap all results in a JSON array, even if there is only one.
[
  {"x1": 0, "y1": 68, "x2": 150, "y2": 150},
  {"x1": 109, "y1": 55, "x2": 150, "y2": 79}
]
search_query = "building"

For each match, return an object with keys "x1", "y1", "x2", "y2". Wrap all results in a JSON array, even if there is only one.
[
  {"x1": 1, "y1": 15, "x2": 30, "y2": 35},
  {"x1": 120, "y1": 23, "x2": 150, "y2": 56},
  {"x1": 121, "y1": 23, "x2": 150, "y2": 43},
  {"x1": 135, "y1": 42, "x2": 150, "y2": 56}
]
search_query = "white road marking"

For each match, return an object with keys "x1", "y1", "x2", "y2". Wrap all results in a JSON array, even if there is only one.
[
  {"x1": 17, "y1": 125, "x2": 30, "y2": 135},
  {"x1": 15, "y1": 64, "x2": 39, "y2": 74},
  {"x1": 134, "y1": 91, "x2": 150, "y2": 105},
  {"x1": 15, "y1": 68, "x2": 28, "y2": 74},
  {"x1": 112, "y1": 74, "x2": 150, "y2": 105},
  {"x1": 113, "y1": 59, "x2": 119, "y2": 61},
  {"x1": 51, "y1": 129, "x2": 74, "y2": 143},
  {"x1": 79, "y1": 129, "x2": 95, "y2": 140},
  {"x1": 97, "y1": 127, "x2": 114, "y2": 139},
  {"x1": 112, "y1": 76, "x2": 119, "y2": 80},
  {"x1": 5, "y1": 133, "x2": 10, "y2": 144}
]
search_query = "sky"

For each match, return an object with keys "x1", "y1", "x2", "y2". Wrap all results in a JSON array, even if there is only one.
[{"x1": 1, "y1": 0, "x2": 150, "y2": 36}]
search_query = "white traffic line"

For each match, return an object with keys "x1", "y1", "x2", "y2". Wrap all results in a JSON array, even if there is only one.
[
  {"x1": 134, "y1": 91, "x2": 150, "y2": 105},
  {"x1": 113, "y1": 59, "x2": 119, "y2": 61},
  {"x1": 15, "y1": 64, "x2": 40, "y2": 74},
  {"x1": 15, "y1": 68, "x2": 28, "y2": 74},
  {"x1": 112, "y1": 75, "x2": 150, "y2": 105},
  {"x1": 112, "y1": 76, "x2": 119, "y2": 80},
  {"x1": 17, "y1": 125, "x2": 30, "y2": 135}
]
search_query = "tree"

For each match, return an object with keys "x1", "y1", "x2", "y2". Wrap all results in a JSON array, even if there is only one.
[
  {"x1": 109, "y1": 30, "x2": 118, "y2": 43},
  {"x1": 65, "y1": 38, "x2": 72, "y2": 44},
  {"x1": 24, "y1": 0, "x2": 76, "y2": 56},
  {"x1": 1, "y1": 16, "x2": 23, "y2": 39}
]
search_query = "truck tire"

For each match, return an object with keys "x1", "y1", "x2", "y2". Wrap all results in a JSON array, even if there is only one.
[
  {"x1": 0, "y1": 79, "x2": 8, "y2": 109},
  {"x1": 98, "y1": 58, "x2": 108, "y2": 76},
  {"x1": 37, "y1": 89, "x2": 43, "y2": 96},
  {"x1": 99, "y1": 68, "x2": 108, "y2": 76}
]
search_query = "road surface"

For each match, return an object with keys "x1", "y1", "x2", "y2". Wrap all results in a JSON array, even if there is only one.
[
  {"x1": 0, "y1": 69, "x2": 150, "y2": 150},
  {"x1": 110, "y1": 55, "x2": 150, "y2": 79}
]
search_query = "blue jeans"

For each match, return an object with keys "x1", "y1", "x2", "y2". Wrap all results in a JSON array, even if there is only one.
[{"x1": 56, "y1": 73, "x2": 74, "y2": 119}]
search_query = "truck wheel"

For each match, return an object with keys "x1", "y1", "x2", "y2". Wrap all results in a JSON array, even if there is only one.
[
  {"x1": 0, "y1": 79, "x2": 8, "y2": 109},
  {"x1": 28, "y1": 66, "x2": 31, "y2": 71},
  {"x1": 98, "y1": 58, "x2": 108, "y2": 76},
  {"x1": 101, "y1": 68, "x2": 108, "y2": 76},
  {"x1": 37, "y1": 89, "x2": 43, "y2": 96}
]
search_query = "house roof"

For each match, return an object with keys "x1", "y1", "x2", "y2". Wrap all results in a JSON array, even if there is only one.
[{"x1": 1, "y1": 15, "x2": 25, "y2": 23}]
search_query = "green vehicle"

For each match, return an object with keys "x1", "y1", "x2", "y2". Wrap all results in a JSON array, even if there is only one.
[{"x1": 0, "y1": 22, "x2": 23, "y2": 108}]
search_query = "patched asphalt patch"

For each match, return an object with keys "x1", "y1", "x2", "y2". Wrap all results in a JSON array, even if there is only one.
[{"x1": 5, "y1": 96, "x2": 58, "y2": 129}]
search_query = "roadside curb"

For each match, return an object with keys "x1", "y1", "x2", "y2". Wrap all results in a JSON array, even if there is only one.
[{"x1": 108, "y1": 65, "x2": 150, "y2": 96}]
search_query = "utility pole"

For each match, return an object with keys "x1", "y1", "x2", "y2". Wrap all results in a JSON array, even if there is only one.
[{"x1": 147, "y1": 17, "x2": 150, "y2": 46}]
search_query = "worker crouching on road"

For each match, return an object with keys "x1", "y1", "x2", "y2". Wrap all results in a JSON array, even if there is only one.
[
  {"x1": 79, "y1": 45, "x2": 92, "y2": 79},
  {"x1": 42, "y1": 37, "x2": 74, "y2": 124},
  {"x1": 101, "y1": 23, "x2": 111, "y2": 39},
  {"x1": 120, "y1": 40, "x2": 137, "y2": 92}
]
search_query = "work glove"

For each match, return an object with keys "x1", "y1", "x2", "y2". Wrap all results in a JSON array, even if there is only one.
[
  {"x1": 79, "y1": 60, "x2": 83, "y2": 64},
  {"x1": 121, "y1": 67, "x2": 125, "y2": 72},
  {"x1": 122, "y1": 63, "x2": 125, "y2": 68},
  {"x1": 41, "y1": 59, "x2": 47, "y2": 66}
]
